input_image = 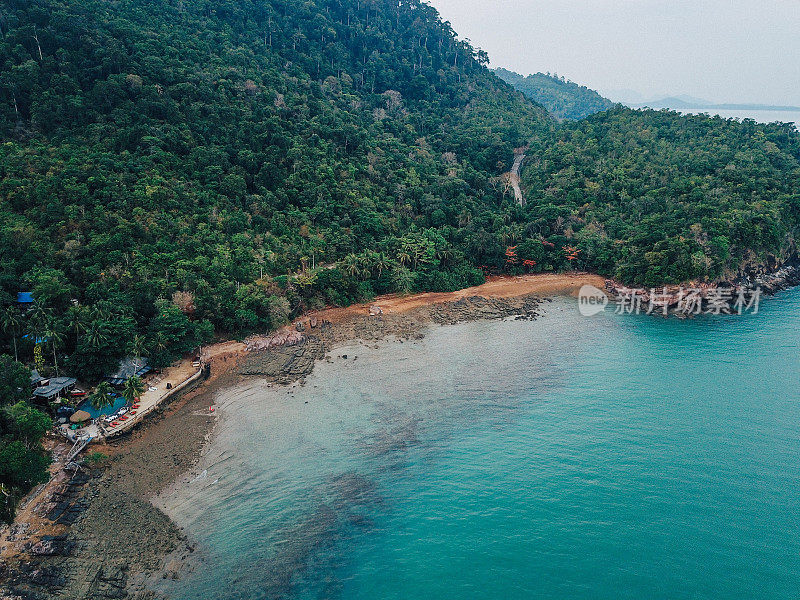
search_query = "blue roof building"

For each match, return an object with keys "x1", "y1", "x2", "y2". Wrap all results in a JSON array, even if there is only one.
[{"x1": 17, "y1": 292, "x2": 34, "y2": 303}]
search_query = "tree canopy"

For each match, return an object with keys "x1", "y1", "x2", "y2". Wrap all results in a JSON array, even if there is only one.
[
  {"x1": 494, "y1": 68, "x2": 615, "y2": 121},
  {"x1": 0, "y1": 0, "x2": 797, "y2": 381},
  {"x1": 0, "y1": 357, "x2": 51, "y2": 523},
  {"x1": 521, "y1": 107, "x2": 800, "y2": 285}
]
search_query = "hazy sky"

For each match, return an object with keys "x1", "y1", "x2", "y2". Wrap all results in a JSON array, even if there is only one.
[{"x1": 426, "y1": 0, "x2": 800, "y2": 105}]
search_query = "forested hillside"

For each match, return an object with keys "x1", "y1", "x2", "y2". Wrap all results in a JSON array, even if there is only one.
[
  {"x1": 0, "y1": 0, "x2": 799, "y2": 384},
  {"x1": 1, "y1": 0, "x2": 800, "y2": 522},
  {"x1": 494, "y1": 68, "x2": 614, "y2": 120},
  {"x1": 521, "y1": 107, "x2": 800, "y2": 285},
  {"x1": 0, "y1": 0, "x2": 549, "y2": 380}
]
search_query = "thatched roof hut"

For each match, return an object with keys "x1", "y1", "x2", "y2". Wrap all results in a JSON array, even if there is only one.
[{"x1": 69, "y1": 410, "x2": 92, "y2": 423}]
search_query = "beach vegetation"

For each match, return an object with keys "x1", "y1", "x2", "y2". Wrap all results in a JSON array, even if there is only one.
[
  {"x1": 122, "y1": 376, "x2": 145, "y2": 406},
  {"x1": 89, "y1": 381, "x2": 115, "y2": 416},
  {"x1": 0, "y1": 356, "x2": 52, "y2": 523},
  {"x1": 84, "y1": 451, "x2": 109, "y2": 466}
]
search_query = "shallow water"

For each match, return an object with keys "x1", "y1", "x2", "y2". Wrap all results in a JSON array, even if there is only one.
[{"x1": 156, "y1": 289, "x2": 800, "y2": 600}]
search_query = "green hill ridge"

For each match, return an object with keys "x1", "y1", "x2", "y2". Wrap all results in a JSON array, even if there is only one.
[
  {"x1": 494, "y1": 68, "x2": 614, "y2": 120},
  {"x1": 0, "y1": 0, "x2": 797, "y2": 378}
]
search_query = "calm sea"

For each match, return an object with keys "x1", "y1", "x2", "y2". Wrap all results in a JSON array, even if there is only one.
[
  {"x1": 155, "y1": 287, "x2": 800, "y2": 600},
  {"x1": 675, "y1": 107, "x2": 800, "y2": 127}
]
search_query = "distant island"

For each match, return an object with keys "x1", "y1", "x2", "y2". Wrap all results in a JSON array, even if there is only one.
[
  {"x1": 494, "y1": 68, "x2": 614, "y2": 120},
  {"x1": 626, "y1": 96, "x2": 800, "y2": 112}
]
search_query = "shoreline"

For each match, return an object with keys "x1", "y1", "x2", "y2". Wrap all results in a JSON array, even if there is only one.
[
  {"x1": 0, "y1": 272, "x2": 604, "y2": 600},
  {"x1": 3, "y1": 267, "x2": 797, "y2": 599}
]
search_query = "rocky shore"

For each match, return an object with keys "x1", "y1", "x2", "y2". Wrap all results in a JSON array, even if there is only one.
[
  {"x1": 0, "y1": 292, "x2": 548, "y2": 600},
  {"x1": 239, "y1": 295, "x2": 544, "y2": 385},
  {"x1": 604, "y1": 260, "x2": 800, "y2": 314}
]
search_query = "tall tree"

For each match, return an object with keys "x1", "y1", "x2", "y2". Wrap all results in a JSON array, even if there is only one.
[
  {"x1": 129, "y1": 334, "x2": 146, "y2": 377},
  {"x1": 44, "y1": 321, "x2": 64, "y2": 377},
  {"x1": 122, "y1": 375, "x2": 145, "y2": 406},
  {"x1": 89, "y1": 381, "x2": 115, "y2": 417},
  {"x1": 66, "y1": 304, "x2": 89, "y2": 348},
  {"x1": 0, "y1": 306, "x2": 22, "y2": 362}
]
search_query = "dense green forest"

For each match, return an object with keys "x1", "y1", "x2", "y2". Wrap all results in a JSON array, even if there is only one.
[
  {"x1": 0, "y1": 0, "x2": 552, "y2": 519},
  {"x1": 1, "y1": 0, "x2": 800, "y2": 520},
  {"x1": 0, "y1": 0, "x2": 549, "y2": 383},
  {"x1": 0, "y1": 357, "x2": 51, "y2": 523},
  {"x1": 521, "y1": 107, "x2": 800, "y2": 285},
  {"x1": 494, "y1": 68, "x2": 614, "y2": 120}
]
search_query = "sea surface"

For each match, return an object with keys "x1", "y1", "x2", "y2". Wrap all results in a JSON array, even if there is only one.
[
  {"x1": 156, "y1": 288, "x2": 800, "y2": 600},
  {"x1": 674, "y1": 107, "x2": 800, "y2": 127}
]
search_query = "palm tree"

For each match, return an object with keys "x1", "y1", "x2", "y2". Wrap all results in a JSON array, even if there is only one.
[
  {"x1": 435, "y1": 247, "x2": 454, "y2": 267},
  {"x1": 341, "y1": 254, "x2": 362, "y2": 278},
  {"x1": 411, "y1": 242, "x2": 431, "y2": 270},
  {"x1": 151, "y1": 332, "x2": 168, "y2": 355},
  {"x1": 90, "y1": 304, "x2": 112, "y2": 322},
  {"x1": 85, "y1": 322, "x2": 109, "y2": 350},
  {"x1": 90, "y1": 381, "x2": 115, "y2": 417},
  {"x1": 66, "y1": 305, "x2": 88, "y2": 347},
  {"x1": 1, "y1": 306, "x2": 22, "y2": 362},
  {"x1": 373, "y1": 252, "x2": 391, "y2": 278},
  {"x1": 129, "y1": 334, "x2": 146, "y2": 377},
  {"x1": 122, "y1": 375, "x2": 145, "y2": 406},
  {"x1": 44, "y1": 323, "x2": 64, "y2": 377},
  {"x1": 397, "y1": 248, "x2": 412, "y2": 267},
  {"x1": 29, "y1": 302, "x2": 51, "y2": 330},
  {"x1": 26, "y1": 303, "x2": 50, "y2": 345}
]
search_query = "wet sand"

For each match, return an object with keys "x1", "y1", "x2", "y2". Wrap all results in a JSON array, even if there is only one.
[{"x1": 0, "y1": 272, "x2": 605, "y2": 599}]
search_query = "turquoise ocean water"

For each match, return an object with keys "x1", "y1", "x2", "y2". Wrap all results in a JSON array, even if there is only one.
[{"x1": 156, "y1": 288, "x2": 800, "y2": 600}]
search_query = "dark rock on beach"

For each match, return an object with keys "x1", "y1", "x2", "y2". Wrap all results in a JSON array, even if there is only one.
[{"x1": 239, "y1": 294, "x2": 543, "y2": 385}]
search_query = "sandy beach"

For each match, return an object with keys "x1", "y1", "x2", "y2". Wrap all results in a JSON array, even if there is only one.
[{"x1": 0, "y1": 272, "x2": 605, "y2": 600}]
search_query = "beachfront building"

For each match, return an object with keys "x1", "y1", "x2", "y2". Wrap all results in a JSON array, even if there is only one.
[
  {"x1": 105, "y1": 357, "x2": 151, "y2": 387},
  {"x1": 31, "y1": 376, "x2": 78, "y2": 402},
  {"x1": 30, "y1": 369, "x2": 46, "y2": 389}
]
